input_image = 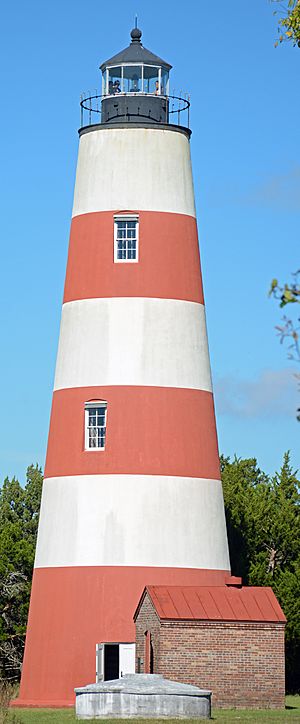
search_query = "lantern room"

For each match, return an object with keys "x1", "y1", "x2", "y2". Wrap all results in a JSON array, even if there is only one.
[{"x1": 100, "y1": 26, "x2": 172, "y2": 124}]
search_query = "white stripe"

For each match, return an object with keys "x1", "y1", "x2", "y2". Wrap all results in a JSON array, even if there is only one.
[
  {"x1": 35, "y1": 475, "x2": 230, "y2": 570},
  {"x1": 72, "y1": 127, "x2": 196, "y2": 218},
  {"x1": 54, "y1": 298, "x2": 212, "y2": 392}
]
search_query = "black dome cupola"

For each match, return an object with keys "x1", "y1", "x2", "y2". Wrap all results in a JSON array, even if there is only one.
[{"x1": 100, "y1": 26, "x2": 172, "y2": 76}]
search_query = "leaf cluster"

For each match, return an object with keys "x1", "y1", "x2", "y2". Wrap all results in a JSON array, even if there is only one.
[
  {"x1": 221, "y1": 452, "x2": 300, "y2": 692},
  {"x1": 269, "y1": 272, "x2": 300, "y2": 309},
  {"x1": 272, "y1": 0, "x2": 300, "y2": 47},
  {"x1": 269, "y1": 271, "x2": 300, "y2": 419}
]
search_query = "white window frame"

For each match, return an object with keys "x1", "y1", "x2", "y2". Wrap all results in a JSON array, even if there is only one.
[
  {"x1": 84, "y1": 401, "x2": 107, "y2": 451},
  {"x1": 114, "y1": 214, "x2": 139, "y2": 263}
]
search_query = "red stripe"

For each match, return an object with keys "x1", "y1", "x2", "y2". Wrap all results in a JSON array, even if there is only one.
[
  {"x1": 17, "y1": 565, "x2": 230, "y2": 706},
  {"x1": 45, "y1": 386, "x2": 220, "y2": 480},
  {"x1": 63, "y1": 211, "x2": 204, "y2": 304}
]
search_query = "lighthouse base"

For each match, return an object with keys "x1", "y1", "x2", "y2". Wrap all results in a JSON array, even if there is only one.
[{"x1": 13, "y1": 565, "x2": 229, "y2": 708}]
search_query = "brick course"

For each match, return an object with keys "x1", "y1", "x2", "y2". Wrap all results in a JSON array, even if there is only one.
[{"x1": 135, "y1": 591, "x2": 285, "y2": 709}]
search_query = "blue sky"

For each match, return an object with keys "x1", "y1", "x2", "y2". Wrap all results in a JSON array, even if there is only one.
[{"x1": 0, "y1": 0, "x2": 299, "y2": 484}]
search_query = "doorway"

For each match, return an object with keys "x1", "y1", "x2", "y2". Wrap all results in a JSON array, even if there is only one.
[
  {"x1": 96, "y1": 642, "x2": 135, "y2": 682},
  {"x1": 104, "y1": 643, "x2": 119, "y2": 681}
]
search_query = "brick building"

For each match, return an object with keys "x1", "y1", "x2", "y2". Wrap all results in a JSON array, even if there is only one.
[{"x1": 134, "y1": 584, "x2": 286, "y2": 709}]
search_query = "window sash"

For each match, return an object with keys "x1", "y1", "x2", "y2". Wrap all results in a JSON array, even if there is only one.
[
  {"x1": 85, "y1": 404, "x2": 107, "y2": 450},
  {"x1": 114, "y1": 216, "x2": 139, "y2": 263}
]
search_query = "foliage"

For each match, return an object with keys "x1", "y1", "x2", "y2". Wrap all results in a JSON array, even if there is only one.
[
  {"x1": 0, "y1": 682, "x2": 21, "y2": 724},
  {"x1": 269, "y1": 272, "x2": 300, "y2": 309},
  {"x1": 221, "y1": 452, "x2": 300, "y2": 693},
  {"x1": 272, "y1": 0, "x2": 300, "y2": 47},
  {"x1": 269, "y1": 271, "x2": 300, "y2": 361},
  {"x1": 269, "y1": 271, "x2": 300, "y2": 420},
  {"x1": 0, "y1": 466, "x2": 43, "y2": 682}
]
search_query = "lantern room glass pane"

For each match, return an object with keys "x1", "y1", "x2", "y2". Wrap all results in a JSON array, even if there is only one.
[
  {"x1": 123, "y1": 66, "x2": 142, "y2": 93},
  {"x1": 161, "y1": 69, "x2": 169, "y2": 96},
  {"x1": 143, "y1": 66, "x2": 159, "y2": 94},
  {"x1": 108, "y1": 67, "x2": 122, "y2": 95}
]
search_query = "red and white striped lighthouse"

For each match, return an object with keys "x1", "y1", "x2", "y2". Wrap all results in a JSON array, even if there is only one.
[{"x1": 16, "y1": 27, "x2": 231, "y2": 707}]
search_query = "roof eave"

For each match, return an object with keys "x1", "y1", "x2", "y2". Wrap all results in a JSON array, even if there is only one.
[{"x1": 133, "y1": 587, "x2": 148, "y2": 622}]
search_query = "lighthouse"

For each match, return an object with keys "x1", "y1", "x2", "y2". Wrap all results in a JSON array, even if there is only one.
[{"x1": 16, "y1": 27, "x2": 231, "y2": 707}]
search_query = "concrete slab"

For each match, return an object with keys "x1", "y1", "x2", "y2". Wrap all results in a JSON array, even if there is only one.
[{"x1": 75, "y1": 673, "x2": 211, "y2": 719}]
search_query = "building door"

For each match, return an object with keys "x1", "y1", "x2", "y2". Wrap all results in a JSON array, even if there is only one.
[
  {"x1": 144, "y1": 631, "x2": 153, "y2": 673},
  {"x1": 119, "y1": 643, "x2": 135, "y2": 678},
  {"x1": 96, "y1": 643, "x2": 135, "y2": 682}
]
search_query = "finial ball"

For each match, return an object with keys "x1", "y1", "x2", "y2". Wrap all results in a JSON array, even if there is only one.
[{"x1": 131, "y1": 27, "x2": 142, "y2": 42}]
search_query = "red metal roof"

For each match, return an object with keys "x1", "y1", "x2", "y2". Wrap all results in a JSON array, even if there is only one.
[{"x1": 145, "y1": 585, "x2": 286, "y2": 623}]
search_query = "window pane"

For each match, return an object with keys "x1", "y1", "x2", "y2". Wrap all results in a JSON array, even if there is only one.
[
  {"x1": 161, "y1": 69, "x2": 169, "y2": 95},
  {"x1": 89, "y1": 429, "x2": 97, "y2": 447},
  {"x1": 108, "y1": 67, "x2": 122, "y2": 95},
  {"x1": 123, "y1": 66, "x2": 142, "y2": 93},
  {"x1": 143, "y1": 66, "x2": 159, "y2": 94}
]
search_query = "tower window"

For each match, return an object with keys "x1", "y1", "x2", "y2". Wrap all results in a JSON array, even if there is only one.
[
  {"x1": 85, "y1": 402, "x2": 107, "y2": 450},
  {"x1": 114, "y1": 215, "x2": 139, "y2": 263}
]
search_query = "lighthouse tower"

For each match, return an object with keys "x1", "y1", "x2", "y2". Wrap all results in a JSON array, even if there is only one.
[{"x1": 17, "y1": 27, "x2": 231, "y2": 707}]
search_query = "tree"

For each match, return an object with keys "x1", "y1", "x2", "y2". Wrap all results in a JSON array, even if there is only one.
[
  {"x1": 221, "y1": 452, "x2": 300, "y2": 693},
  {"x1": 0, "y1": 465, "x2": 43, "y2": 681},
  {"x1": 220, "y1": 455, "x2": 269, "y2": 581},
  {"x1": 272, "y1": 0, "x2": 300, "y2": 47}
]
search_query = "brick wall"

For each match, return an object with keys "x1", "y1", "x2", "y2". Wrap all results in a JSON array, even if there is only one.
[
  {"x1": 135, "y1": 593, "x2": 161, "y2": 673},
  {"x1": 135, "y1": 592, "x2": 285, "y2": 709}
]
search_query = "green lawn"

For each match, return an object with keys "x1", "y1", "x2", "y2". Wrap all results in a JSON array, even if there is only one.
[{"x1": 3, "y1": 696, "x2": 300, "y2": 723}]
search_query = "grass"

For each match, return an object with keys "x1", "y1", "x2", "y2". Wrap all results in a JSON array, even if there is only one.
[
  {"x1": 212, "y1": 695, "x2": 300, "y2": 721},
  {"x1": 1, "y1": 694, "x2": 299, "y2": 724},
  {"x1": 0, "y1": 688, "x2": 300, "y2": 724}
]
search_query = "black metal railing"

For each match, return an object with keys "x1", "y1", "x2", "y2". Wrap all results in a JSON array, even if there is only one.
[{"x1": 79, "y1": 91, "x2": 191, "y2": 129}]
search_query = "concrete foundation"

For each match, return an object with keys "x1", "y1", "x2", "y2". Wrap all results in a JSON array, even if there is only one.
[{"x1": 75, "y1": 673, "x2": 212, "y2": 719}]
